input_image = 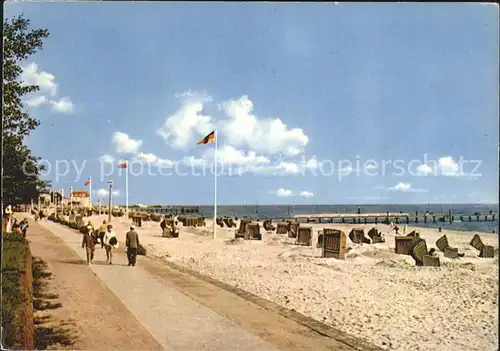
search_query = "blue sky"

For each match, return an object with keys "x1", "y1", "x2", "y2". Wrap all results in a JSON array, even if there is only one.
[{"x1": 5, "y1": 2, "x2": 499, "y2": 205}]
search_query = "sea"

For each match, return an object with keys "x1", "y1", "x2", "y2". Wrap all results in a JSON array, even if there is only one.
[{"x1": 189, "y1": 204, "x2": 499, "y2": 233}]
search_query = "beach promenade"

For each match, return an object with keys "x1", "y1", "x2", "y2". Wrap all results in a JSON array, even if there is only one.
[{"x1": 27, "y1": 217, "x2": 377, "y2": 350}]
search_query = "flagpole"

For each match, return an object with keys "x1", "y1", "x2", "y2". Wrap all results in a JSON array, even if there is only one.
[
  {"x1": 125, "y1": 161, "x2": 129, "y2": 213},
  {"x1": 89, "y1": 176, "x2": 92, "y2": 210},
  {"x1": 213, "y1": 129, "x2": 218, "y2": 239}
]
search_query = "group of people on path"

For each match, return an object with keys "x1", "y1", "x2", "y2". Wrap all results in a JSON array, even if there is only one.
[
  {"x1": 81, "y1": 219, "x2": 140, "y2": 267},
  {"x1": 4, "y1": 204, "x2": 29, "y2": 236},
  {"x1": 12, "y1": 217, "x2": 29, "y2": 237}
]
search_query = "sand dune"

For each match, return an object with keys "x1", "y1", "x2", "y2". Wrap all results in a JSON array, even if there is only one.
[{"x1": 86, "y1": 215, "x2": 498, "y2": 351}]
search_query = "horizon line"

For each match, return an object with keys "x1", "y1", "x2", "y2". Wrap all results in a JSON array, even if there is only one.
[{"x1": 115, "y1": 202, "x2": 499, "y2": 207}]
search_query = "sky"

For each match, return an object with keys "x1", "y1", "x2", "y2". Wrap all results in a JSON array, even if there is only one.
[{"x1": 5, "y1": 2, "x2": 499, "y2": 205}]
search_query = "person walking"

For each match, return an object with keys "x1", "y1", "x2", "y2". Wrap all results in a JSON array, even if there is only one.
[
  {"x1": 98, "y1": 220, "x2": 108, "y2": 248},
  {"x1": 20, "y1": 218, "x2": 29, "y2": 238},
  {"x1": 82, "y1": 225, "x2": 96, "y2": 265},
  {"x1": 403, "y1": 224, "x2": 408, "y2": 234},
  {"x1": 5, "y1": 204, "x2": 13, "y2": 232},
  {"x1": 103, "y1": 224, "x2": 118, "y2": 265},
  {"x1": 125, "y1": 225, "x2": 140, "y2": 266},
  {"x1": 160, "y1": 216, "x2": 167, "y2": 236}
]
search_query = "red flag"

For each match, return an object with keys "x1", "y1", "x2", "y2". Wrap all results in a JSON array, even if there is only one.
[{"x1": 118, "y1": 162, "x2": 128, "y2": 168}]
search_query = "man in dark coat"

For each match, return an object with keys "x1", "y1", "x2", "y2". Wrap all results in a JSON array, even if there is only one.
[{"x1": 126, "y1": 225, "x2": 140, "y2": 267}]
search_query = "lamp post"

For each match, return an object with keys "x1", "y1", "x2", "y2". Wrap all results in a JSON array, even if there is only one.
[{"x1": 108, "y1": 180, "x2": 113, "y2": 223}]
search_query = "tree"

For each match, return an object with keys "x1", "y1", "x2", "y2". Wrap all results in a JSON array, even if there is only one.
[{"x1": 2, "y1": 15, "x2": 51, "y2": 205}]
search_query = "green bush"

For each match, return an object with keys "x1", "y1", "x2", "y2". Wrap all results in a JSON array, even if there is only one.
[
  {"x1": 1, "y1": 233, "x2": 33, "y2": 349},
  {"x1": 137, "y1": 244, "x2": 146, "y2": 256}
]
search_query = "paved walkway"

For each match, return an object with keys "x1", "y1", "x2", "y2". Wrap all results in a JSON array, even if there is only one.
[
  {"x1": 27, "y1": 220, "x2": 162, "y2": 350},
  {"x1": 37, "y1": 219, "x2": 277, "y2": 351}
]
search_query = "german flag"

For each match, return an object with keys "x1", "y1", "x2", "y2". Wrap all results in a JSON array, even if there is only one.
[
  {"x1": 84, "y1": 178, "x2": 91, "y2": 186},
  {"x1": 196, "y1": 130, "x2": 215, "y2": 145},
  {"x1": 118, "y1": 161, "x2": 128, "y2": 168}
]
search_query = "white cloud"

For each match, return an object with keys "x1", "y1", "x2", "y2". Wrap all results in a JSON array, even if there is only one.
[
  {"x1": 299, "y1": 191, "x2": 314, "y2": 197},
  {"x1": 25, "y1": 95, "x2": 47, "y2": 107},
  {"x1": 50, "y1": 97, "x2": 74, "y2": 113},
  {"x1": 438, "y1": 156, "x2": 461, "y2": 176},
  {"x1": 272, "y1": 188, "x2": 293, "y2": 197},
  {"x1": 21, "y1": 62, "x2": 58, "y2": 96},
  {"x1": 391, "y1": 183, "x2": 411, "y2": 191},
  {"x1": 112, "y1": 132, "x2": 143, "y2": 154},
  {"x1": 94, "y1": 188, "x2": 119, "y2": 197},
  {"x1": 135, "y1": 152, "x2": 158, "y2": 164},
  {"x1": 176, "y1": 146, "x2": 270, "y2": 175},
  {"x1": 253, "y1": 156, "x2": 319, "y2": 176},
  {"x1": 219, "y1": 95, "x2": 308, "y2": 156},
  {"x1": 134, "y1": 152, "x2": 176, "y2": 167},
  {"x1": 156, "y1": 92, "x2": 214, "y2": 150},
  {"x1": 416, "y1": 164, "x2": 435, "y2": 175},
  {"x1": 216, "y1": 145, "x2": 270, "y2": 166},
  {"x1": 99, "y1": 154, "x2": 115, "y2": 164},
  {"x1": 379, "y1": 182, "x2": 429, "y2": 193},
  {"x1": 415, "y1": 157, "x2": 480, "y2": 178}
]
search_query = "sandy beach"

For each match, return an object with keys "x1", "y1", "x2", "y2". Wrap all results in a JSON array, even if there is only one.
[{"x1": 82, "y1": 215, "x2": 498, "y2": 351}]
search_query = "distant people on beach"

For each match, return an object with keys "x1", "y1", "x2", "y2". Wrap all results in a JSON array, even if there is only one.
[
  {"x1": 393, "y1": 225, "x2": 399, "y2": 234},
  {"x1": 82, "y1": 225, "x2": 96, "y2": 265},
  {"x1": 403, "y1": 224, "x2": 407, "y2": 234},
  {"x1": 438, "y1": 227, "x2": 442, "y2": 233},
  {"x1": 103, "y1": 224, "x2": 118, "y2": 265},
  {"x1": 126, "y1": 225, "x2": 140, "y2": 267}
]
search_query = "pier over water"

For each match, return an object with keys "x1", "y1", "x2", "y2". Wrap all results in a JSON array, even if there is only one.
[{"x1": 294, "y1": 211, "x2": 497, "y2": 225}]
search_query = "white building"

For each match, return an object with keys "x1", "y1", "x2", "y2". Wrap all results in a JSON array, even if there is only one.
[{"x1": 61, "y1": 190, "x2": 91, "y2": 208}]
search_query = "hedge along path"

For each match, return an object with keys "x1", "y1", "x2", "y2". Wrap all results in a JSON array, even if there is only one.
[{"x1": 1, "y1": 232, "x2": 35, "y2": 350}]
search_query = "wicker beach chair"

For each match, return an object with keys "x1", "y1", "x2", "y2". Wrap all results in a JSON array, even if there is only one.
[
  {"x1": 322, "y1": 230, "x2": 347, "y2": 260},
  {"x1": 470, "y1": 234, "x2": 494, "y2": 258},
  {"x1": 263, "y1": 219, "x2": 275, "y2": 231},
  {"x1": 296, "y1": 227, "x2": 312, "y2": 246},
  {"x1": 276, "y1": 221, "x2": 290, "y2": 234},
  {"x1": 408, "y1": 238, "x2": 428, "y2": 266},
  {"x1": 349, "y1": 228, "x2": 370, "y2": 244},
  {"x1": 288, "y1": 221, "x2": 300, "y2": 238},
  {"x1": 162, "y1": 218, "x2": 179, "y2": 238},
  {"x1": 245, "y1": 222, "x2": 261, "y2": 240},
  {"x1": 236, "y1": 219, "x2": 251, "y2": 238}
]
